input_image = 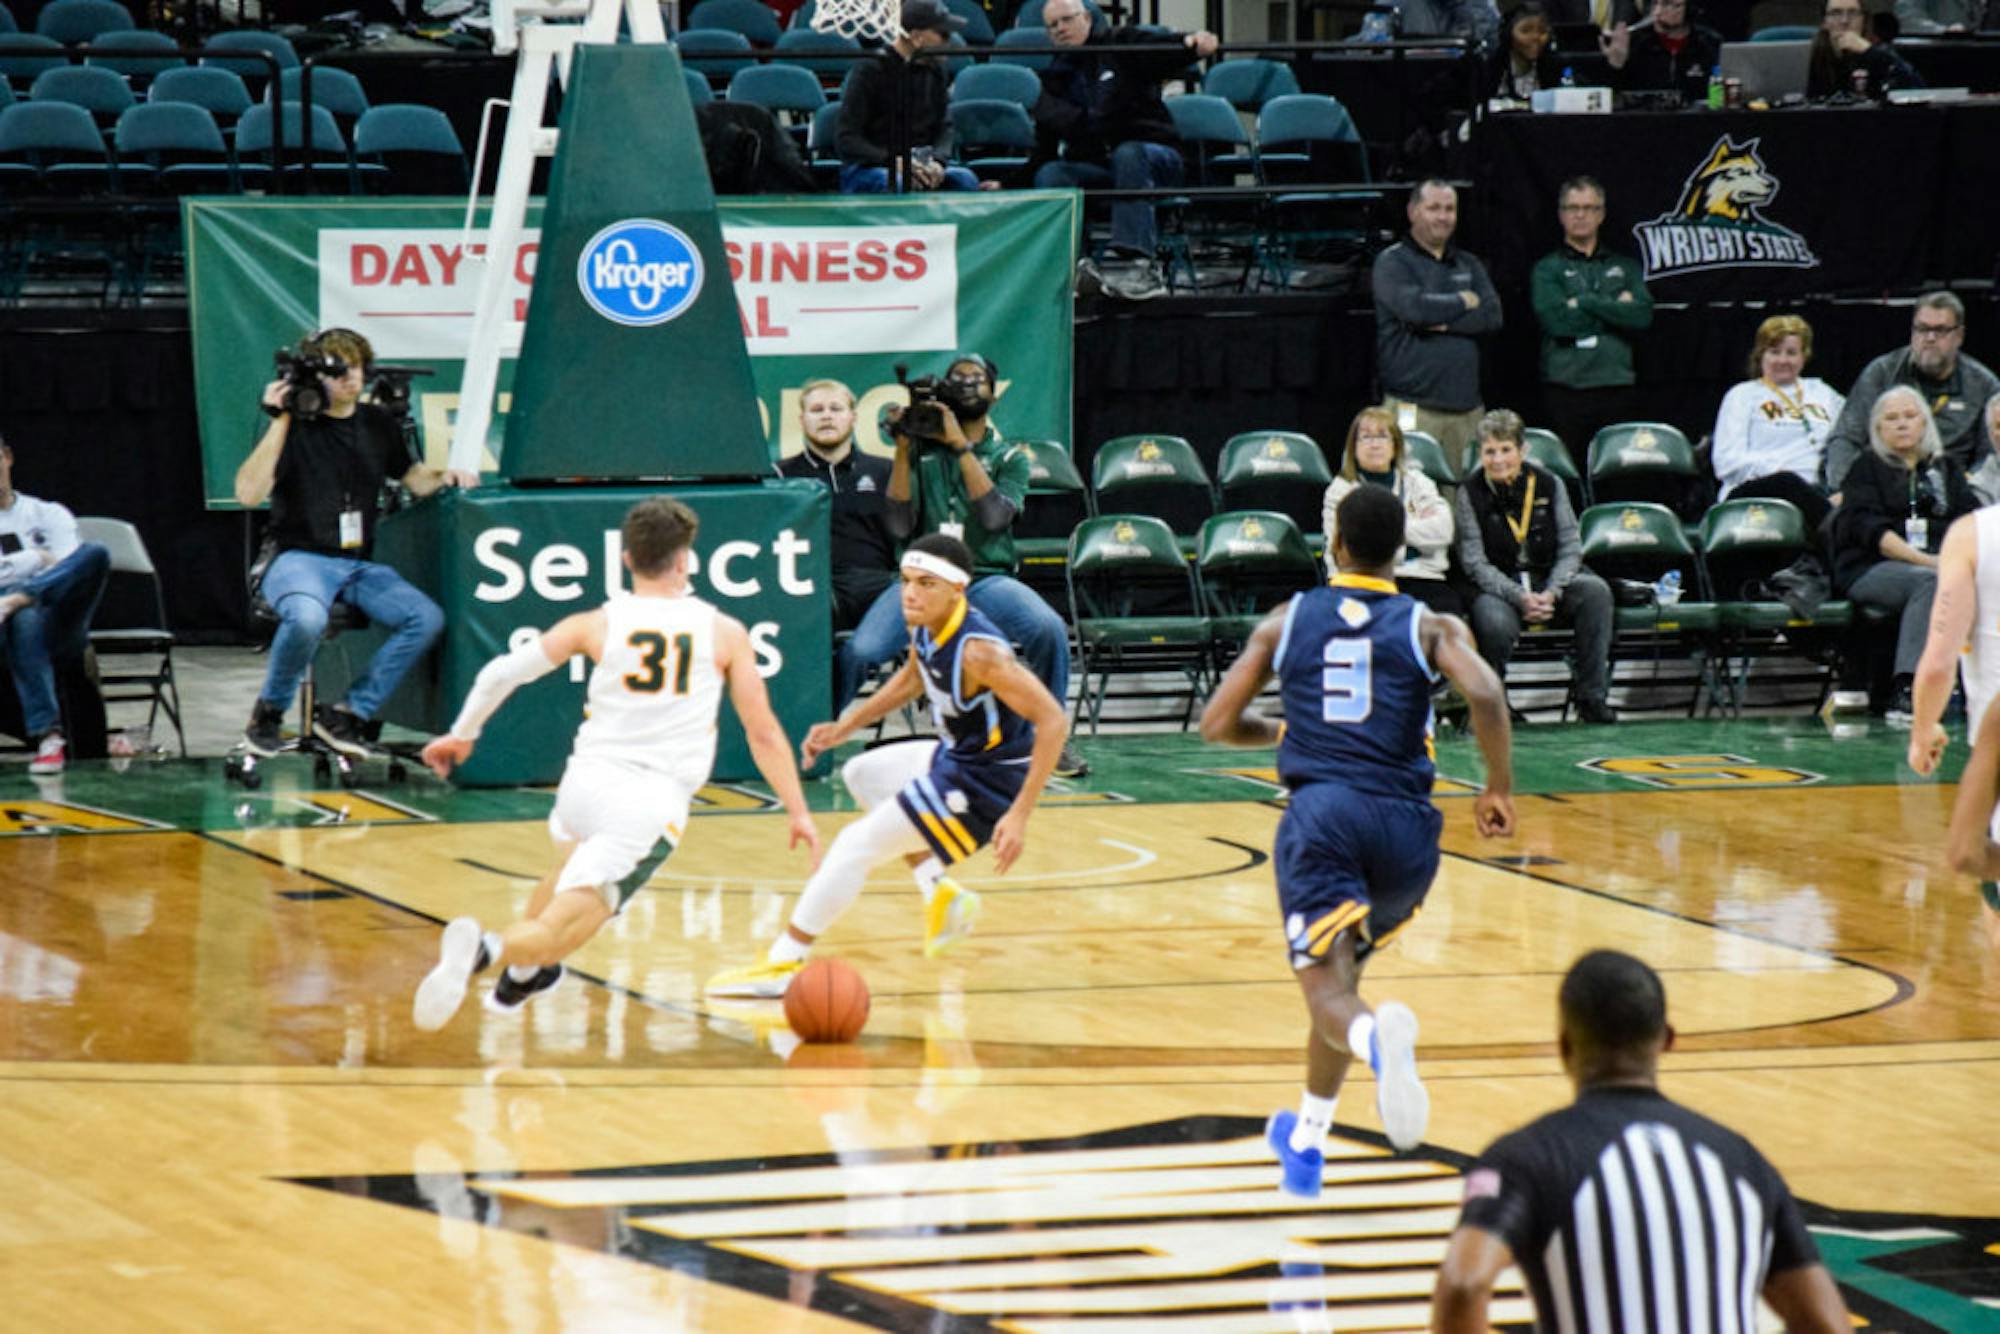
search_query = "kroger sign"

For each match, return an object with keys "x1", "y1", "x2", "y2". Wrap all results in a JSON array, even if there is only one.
[{"x1": 576, "y1": 219, "x2": 703, "y2": 327}]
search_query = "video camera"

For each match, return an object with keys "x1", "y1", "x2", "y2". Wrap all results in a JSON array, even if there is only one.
[
  {"x1": 271, "y1": 342, "x2": 351, "y2": 421},
  {"x1": 892, "y1": 359, "x2": 993, "y2": 443}
]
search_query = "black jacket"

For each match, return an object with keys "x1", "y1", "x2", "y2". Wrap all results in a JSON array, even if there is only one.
[
  {"x1": 1031, "y1": 21, "x2": 1189, "y2": 166},
  {"x1": 1613, "y1": 24, "x2": 1723, "y2": 97},
  {"x1": 837, "y1": 47, "x2": 953, "y2": 168},
  {"x1": 1829, "y1": 450, "x2": 1977, "y2": 592}
]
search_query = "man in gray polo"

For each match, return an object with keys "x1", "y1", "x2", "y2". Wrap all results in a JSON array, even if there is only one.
[{"x1": 1823, "y1": 292, "x2": 2000, "y2": 490}]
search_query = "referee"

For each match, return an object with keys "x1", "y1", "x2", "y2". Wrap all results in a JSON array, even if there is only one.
[{"x1": 1431, "y1": 950, "x2": 1849, "y2": 1333}]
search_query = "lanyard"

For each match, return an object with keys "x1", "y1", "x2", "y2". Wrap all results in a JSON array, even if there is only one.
[
  {"x1": 1762, "y1": 377, "x2": 1808, "y2": 422},
  {"x1": 1504, "y1": 473, "x2": 1537, "y2": 547}
]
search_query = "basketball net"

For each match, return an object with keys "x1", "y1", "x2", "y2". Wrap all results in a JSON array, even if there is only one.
[{"x1": 811, "y1": 0, "x2": 903, "y2": 42}]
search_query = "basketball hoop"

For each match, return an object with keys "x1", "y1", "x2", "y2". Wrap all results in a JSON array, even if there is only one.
[{"x1": 811, "y1": 0, "x2": 903, "y2": 42}]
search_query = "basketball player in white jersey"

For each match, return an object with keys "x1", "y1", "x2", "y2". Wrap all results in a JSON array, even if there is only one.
[
  {"x1": 1907, "y1": 502, "x2": 2000, "y2": 778},
  {"x1": 410, "y1": 497, "x2": 821, "y2": 1031}
]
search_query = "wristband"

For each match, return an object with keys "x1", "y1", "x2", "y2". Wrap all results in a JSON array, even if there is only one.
[{"x1": 262, "y1": 402, "x2": 286, "y2": 419}]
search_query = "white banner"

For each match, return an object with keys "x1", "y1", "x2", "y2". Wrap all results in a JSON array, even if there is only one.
[{"x1": 317, "y1": 223, "x2": 959, "y2": 361}]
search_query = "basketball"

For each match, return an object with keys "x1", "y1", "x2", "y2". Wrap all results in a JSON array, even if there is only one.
[{"x1": 783, "y1": 958, "x2": 871, "y2": 1043}]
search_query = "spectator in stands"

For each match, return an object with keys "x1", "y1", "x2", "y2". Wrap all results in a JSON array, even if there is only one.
[
  {"x1": 1372, "y1": 180, "x2": 1503, "y2": 477},
  {"x1": 1487, "y1": 1, "x2": 1561, "y2": 99},
  {"x1": 1544, "y1": 0, "x2": 1641, "y2": 33},
  {"x1": 1397, "y1": 0, "x2": 1502, "y2": 53},
  {"x1": 1530, "y1": 175, "x2": 1653, "y2": 472},
  {"x1": 1824, "y1": 293, "x2": 1999, "y2": 488},
  {"x1": 1894, "y1": 0, "x2": 1981, "y2": 33},
  {"x1": 1809, "y1": 0, "x2": 1923, "y2": 98},
  {"x1": 778, "y1": 379, "x2": 898, "y2": 635},
  {"x1": 836, "y1": 0, "x2": 983, "y2": 194},
  {"x1": 835, "y1": 352, "x2": 1089, "y2": 777},
  {"x1": 1828, "y1": 386, "x2": 1978, "y2": 723},
  {"x1": 1323, "y1": 406, "x2": 1464, "y2": 617},
  {"x1": 234, "y1": 328, "x2": 474, "y2": 761},
  {"x1": 1967, "y1": 391, "x2": 2000, "y2": 505},
  {"x1": 1455, "y1": 409, "x2": 1617, "y2": 724},
  {"x1": 0, "y1": 435, "x2": 109, "y2": 777},
  {"x1": 1033, "y1": 0, "x2": 1219, "y2": 302},
  {"x1": 1601, "y1": 0, "x2": 1723, "y2": 101},
  {"x1": 1710, "y1": 313, "x2": 1843, "y2": 531}
]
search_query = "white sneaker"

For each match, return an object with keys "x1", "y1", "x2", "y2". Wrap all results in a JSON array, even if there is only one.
[
  {"x1": 1826, "y1": 690, "x2": 1870, "y2": 714},
  {"x1": 28, "y1": 732, "x2": 65, "y2": 776},
  {"x1": 413, "y1": 917, "x2": 486, "y2": 1031},
  {"x1": 1371, "y1": 1001, "x2": 1429, "y2": 1151},
  {"x1": 704, "y1": 957, "x2": 803, "y2": 999}
]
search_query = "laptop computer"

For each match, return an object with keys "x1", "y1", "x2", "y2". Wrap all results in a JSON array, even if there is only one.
[{"x1": 1718, "y1": 39, "x2": 1812, "y2": 100}]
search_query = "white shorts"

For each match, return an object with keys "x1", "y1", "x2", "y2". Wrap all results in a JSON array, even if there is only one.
[{"x1": 548, "y1": 756, "x2": 693, "y2": 910}]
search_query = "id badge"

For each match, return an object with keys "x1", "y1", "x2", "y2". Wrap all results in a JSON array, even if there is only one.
[
  {"x1": 1576, "y1": 335, "x2": 1599, "y2": 349},
  {"x1": 939, "y1": 521, "x2": 965, "y2": 541},
  {"x1": 1907, "y1": 517, "x2": 1929, "y2": 552},
  {"x1": 1396, "y1": 402, "x2": 1418, "y2": 432},
  {"x1": 339, "y1": 509, "x2": 365, "y2": 550}
]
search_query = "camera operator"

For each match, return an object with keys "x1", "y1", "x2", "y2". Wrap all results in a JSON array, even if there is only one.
[
  {"x1": 837, "y1": 353, "x2": 1088, "y2": 778},
  {"x1": 233, "y1": 327, "x2": 476, "y2": 760}
]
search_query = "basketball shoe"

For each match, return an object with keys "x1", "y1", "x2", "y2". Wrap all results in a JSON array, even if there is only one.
[
  {"x1": 485, "y1": 963, "x2": 564, "y2": 1014},
  {"x1": 413, "y1": 917, "x2": 490, "y2": 1031},
  {"x1": 1372, "y1": 1000, "x2": 1429, "y2": 1151},
  {"x1": 704, "y1": 958, "x2": 803, "y2": 998},
  {"x1": 1265, "y1": 1109, "x2": 1324, "y2": 1199},
  {"x1": 924, "y1": 877, "x2": 981, "y2": 958}
]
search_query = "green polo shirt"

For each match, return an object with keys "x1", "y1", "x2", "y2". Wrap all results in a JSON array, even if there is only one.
[{"x1": 908, "y1": 426, "x2": 1031, "y2": 576}]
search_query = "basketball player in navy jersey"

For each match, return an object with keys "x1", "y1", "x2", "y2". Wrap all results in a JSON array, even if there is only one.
[
  {"x1": 706, "y1": 532, "x2": 1070, "y2": 997},
  {"x1": 1202, "y1": 485, "x2": 1515, "y2": 1187}
]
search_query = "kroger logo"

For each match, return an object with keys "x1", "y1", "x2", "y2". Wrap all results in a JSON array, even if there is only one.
[{"x1": 576, "y1": 220, "x2": 704, "y2": 327}]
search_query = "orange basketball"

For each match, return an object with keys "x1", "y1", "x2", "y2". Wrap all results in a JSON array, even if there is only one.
[{"x1": 783, "y1": 958, "x2": 871, "y2": 1043}]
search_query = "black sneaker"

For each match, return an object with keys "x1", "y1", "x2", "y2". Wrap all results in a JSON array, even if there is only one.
[
  {"x1": 1054, "y1": 742, "x2": 1089, "y2": 778},
  {"x1": 313, "y1": 702, "x2": 372, "y2": 759},
  {"x1": 1885, "y1": 685, "x2": 1915, "y2": 729},
  {"x1": 485, "y1": 964, "x2": 564, "y2": 1014},
  {"x1": 1576, "y1": 699, "x2": 1619, "y2": 725},
  {"x1": 243, "y1": 700, "x2": 286, "y2": 757}
]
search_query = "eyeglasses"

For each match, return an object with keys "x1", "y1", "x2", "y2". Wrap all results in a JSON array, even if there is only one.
[
  {"x1": 1561, "y1": 203, "x2": 1605, "y2": 213},
  {"x1": 1912, "y1": 322, "x2": 1962, "y2": 339},
  {"x1": 1043, "y1": 11, "x2": 1083, "y2": 26}
]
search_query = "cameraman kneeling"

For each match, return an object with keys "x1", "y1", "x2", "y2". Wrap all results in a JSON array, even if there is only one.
[
  {"x1": 233, "y1": 328, "x2": 476, "y2": 759},
  {"x1": 837, "y1": 353, "x2": 1087, "y2": 778}
]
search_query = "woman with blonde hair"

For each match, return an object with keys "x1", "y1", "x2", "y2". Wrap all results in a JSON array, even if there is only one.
[
  {"x1": 1322, "y1": 405, "x2": 1463, "y2": 617},
  {"x1": 1828, "y1": 386, "x2": 1977, "y2": 722},
  {"x1": 1710, "y1": 313, "x2": 1843, "y2": 531}
]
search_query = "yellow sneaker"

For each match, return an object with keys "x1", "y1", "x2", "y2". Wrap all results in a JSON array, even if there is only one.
[
  {"x1": 704, "y1": 958, "x2": 803, "y2": 999},
  {"x1": 924, "y1": 877, "x2": 982, "y2": 959}
]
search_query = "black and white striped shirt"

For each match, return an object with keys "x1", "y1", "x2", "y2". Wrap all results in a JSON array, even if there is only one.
[{"x1": 1456, "y1": 1085, "x2": 1819, "y2": 1333}]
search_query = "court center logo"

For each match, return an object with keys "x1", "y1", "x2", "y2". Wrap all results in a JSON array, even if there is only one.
[
  {"x1": 576, "y1": 219, "x2": 704, "y2": 327},
  {"x1": 1632, "y1": 137, "x2": 1818, "y2": 282}
]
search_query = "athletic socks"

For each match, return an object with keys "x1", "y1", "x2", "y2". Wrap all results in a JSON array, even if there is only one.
[
  {"x1": 768, "y1": 933, "x2": 811, "y2": 965},
  {"x1": 913, "y1": 856, "x2": 945, "y2": 906},
  {"x1": 1290, "y1": 1091, "x2": 1337, "y2": 1153},
  {"x1": 506, "y1": 963, "x2": 541, "y2": 983},
  {"x1": 1348, "y1": 1012, "x2": 1380, "y2": 1073},
  {"x1": 477, "y1": 931, "x2": 504, "y2": 974}
]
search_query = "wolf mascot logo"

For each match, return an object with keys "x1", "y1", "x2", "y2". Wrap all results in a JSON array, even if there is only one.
[{"x1": 1633, "y1": 137, "x2": 1817, "y2": 281}]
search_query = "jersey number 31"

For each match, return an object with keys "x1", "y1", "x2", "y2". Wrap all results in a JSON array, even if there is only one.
[{"x1": 624, "y1": 631, "x2": 694, "y2": 695}]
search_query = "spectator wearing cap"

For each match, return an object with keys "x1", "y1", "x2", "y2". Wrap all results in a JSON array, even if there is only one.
[
  {"x1": 1031, "y1": 0, "x2": 1218, "y2": 301},
  {"x1": 836, "y1": 0, "x2": 984, "y2": 194}
]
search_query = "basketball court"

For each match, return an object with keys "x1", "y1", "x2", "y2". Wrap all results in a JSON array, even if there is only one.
[{"x1": 3, "y1": 717, "x2": 1996, "y2": 1330}]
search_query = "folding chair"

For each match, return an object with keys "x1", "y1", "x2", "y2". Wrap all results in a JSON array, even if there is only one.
[
  {"x1": 1196, "y1": 509, "x2": 1320, "y2": 672},
  {"x1": 76, "y1": 517, "x2": 185, "y2": 755},
  {"x1": 1067, "y1": 514, "x2": 1211, "y2": 733},
  {"x1": 1090, "y1": 433, "x2": 1215, "y2": 549},
  {"x1": 1577, "y1": 501, "x2": 1724, "y2": 714}
]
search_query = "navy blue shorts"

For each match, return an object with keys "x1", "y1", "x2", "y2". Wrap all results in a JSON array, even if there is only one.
[
  {"x1": 1275, "y1": 782, "x2": 1443, "y2": 970},
  {"x1": 896, "y1": 748, "x2": 1026, "y2": 866}
]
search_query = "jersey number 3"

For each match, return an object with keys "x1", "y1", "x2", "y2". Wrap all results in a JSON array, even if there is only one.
[
  {"x1": 1321, "y1": 638, "x2": 1374, "y2": 722},
  {"x1": 624, "y1": 631, "x2": 694, "y2": 695}
]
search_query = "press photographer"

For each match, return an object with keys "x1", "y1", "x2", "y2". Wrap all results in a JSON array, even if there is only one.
[
  {"x1": 233, "y1": 327, "x2": 476, "y2": 761},
  {"x1": 839, "y1": 352, "x2": 1087, "y2": 778}
]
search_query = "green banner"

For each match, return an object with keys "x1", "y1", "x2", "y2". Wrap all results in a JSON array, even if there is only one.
[
  {"x1": 315, "y1": 481, "x2": 830, "y2": 786},
  {"x1": 186, "y1": 191, "x2": 1079, "y2": 507}
]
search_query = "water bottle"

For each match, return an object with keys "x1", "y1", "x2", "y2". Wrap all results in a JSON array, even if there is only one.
[
  {"x1": 1706, "y1": 65, "x2": 1725, "y2": 109},
  {"x1": 1655, "y1": 570, "x2": 1683, "y2": 605},
  {"x1": 1560, "y1": 66, "x2": 1576, "y2": 87}
]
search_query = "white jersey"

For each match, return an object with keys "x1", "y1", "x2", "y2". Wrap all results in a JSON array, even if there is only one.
[
  {"x1": 1962, "y1": 505, "x2": 2000, "y2": 735},
  {"x1": 572, "y1": 592, "x2": 725, "y2": 787}
]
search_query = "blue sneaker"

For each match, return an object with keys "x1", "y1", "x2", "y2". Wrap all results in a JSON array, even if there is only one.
[{"x1": 1265, "y1": 1109, "x2": 1324, "y2": 1199}]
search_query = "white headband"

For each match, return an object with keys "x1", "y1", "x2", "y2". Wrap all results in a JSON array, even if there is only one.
[{"x1": 902, "y1": 550, "x2": 971, "y2": 586}]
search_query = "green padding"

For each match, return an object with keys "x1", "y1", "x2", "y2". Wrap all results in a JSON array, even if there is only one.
[
  {"x1": 1719, "y1": 603, "x2": 1852, "y2": 631},
  {"x1": 1079, "y1": 617, "x2": 1211, "y2": 645},
  {"x1": 316, "y1": 481, "x2": 830, "y2": 786},
  {"x1": 1616, "y1": 603, "x2": 1720, "y2": 632}
]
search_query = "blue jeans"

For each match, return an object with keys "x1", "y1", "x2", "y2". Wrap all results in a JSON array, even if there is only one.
[
  {"x1": 258, "y1": 550, "x2": 444, "y2": 719},
  {"x1": 1032, "y1": 141, "x2": 1184, "y2": 255},
  {"x1": 840, "y1": 162, "x2": 982, "y2": 193},
  {"x1": 1, "y1": 542, "x2": 109, "y2": 738},
  {"x1": 836, "y1": 573, "x2": 1070, "y2": 712}
]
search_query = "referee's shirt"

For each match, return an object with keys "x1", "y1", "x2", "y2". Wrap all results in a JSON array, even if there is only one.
[{"x1": 1455, "y1": 1085, "x2": 1820, "y2": 1333}]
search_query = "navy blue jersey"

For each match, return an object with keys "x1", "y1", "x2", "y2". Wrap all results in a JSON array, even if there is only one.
[
  {"x1": 1273, "y1": 575, "x2": 1437, "y2": 801},
  {"x1": 896, "y1": 598, "x2": 1035, "y2": 864},
  {"x1": 910, "y1": 599, "x2": 1036, "y2": 766}
]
